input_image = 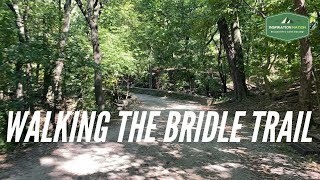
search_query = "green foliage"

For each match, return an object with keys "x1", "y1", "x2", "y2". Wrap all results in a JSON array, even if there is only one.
[{"x1": 0, "y1": 110, "x2": 7, "y2": 151}]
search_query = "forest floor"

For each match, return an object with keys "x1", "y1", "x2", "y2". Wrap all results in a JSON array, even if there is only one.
[{"x1": 0, "y1": 93, "x2": 320, "y2": 179}]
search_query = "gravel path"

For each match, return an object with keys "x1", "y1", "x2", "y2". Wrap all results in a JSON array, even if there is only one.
[{"x1": 1, "y1": 94, "x2": 319, "y2": 179}]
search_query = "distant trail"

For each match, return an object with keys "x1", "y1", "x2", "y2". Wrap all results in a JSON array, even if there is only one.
[{"x1": 1, "y1": 94, "x2": 319, "y2": 179}]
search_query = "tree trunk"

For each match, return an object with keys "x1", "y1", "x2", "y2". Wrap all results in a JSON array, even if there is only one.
[
  {"x1": 76, "y1": 0, "x2": 105, "y2": 111},
  {"x1": 15, "y1": 63, "x2": 23, "y2": 100},
  {"x1": 263, "y1": 52, "x2": 272, "y2": 96},
  {"x1": 23, "y1": 0, "x2": 33, "y2": 112},
  {"x1": 53, "y1": 0, "x2": 72, "y2": 110},
  {"x1": 217, "y1": 37, "x2": 227, "y2": 93},
  {"x1": 148, "y1": 64, "x2": 152, "y2": 89},
  {"x1": 90, "y1": 19, "x2": 105, "y2": 111},
  {"x1": 26, "y1": 63, "x2": 34, "y2": 112},
  {"x1": 287, "y1": 53, "x2": 294, "y2": 64},
  {"x1": 231, "y1": 16, "x2": 247, "y2": 97},
  {"x1": 294, "y1": 0, "x2": 313, "y2": 111},
  {"x1": 89, "y1": 1, "x2": 105, "y2": 111},
  {"x1": 7, "y1": 1, "x2": 26, "y2": 104},
  {"x1": 42, "y1": 65, "x2": 53, "y2": 105},
  {"x1": 218, "y1": 17, "x2": 247, "y2": 101},
  {"x1": 35, "y1": 64, "x2": 40, "y2": 87}
]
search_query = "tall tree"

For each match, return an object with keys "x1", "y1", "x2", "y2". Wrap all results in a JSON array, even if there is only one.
[
  {"x1": 76, "y1": 0, "x2": 105, "y2": 111},
  {"x1": 217, "y1": 17, "x2": 247, "y2": 101},
  {"x1": 6, "y1": 0, "x2": 29, "y2": 106},
  {"x1": 294, "y1": 0, "x2": 313, "y2": 111},
  {"x1": 231, "y1": 15, "x2": 247, "y2": 99},
  {"x1": 53, "y1": 0, "x2": 72, "y2": 111}
]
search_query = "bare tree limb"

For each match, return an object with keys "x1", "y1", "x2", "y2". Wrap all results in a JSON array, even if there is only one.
[
  {"x1": 23, "y1": 0, "x2": 30, "y2": 42},
  {"x1": 6, "y1": 3, "x2": 15, "y2": 12},
  {"x1": 206, "y1": 29, "x2": 218, "y2": 46},
  {"x1": 268, "y1": 54, "x2": 278, "y2": 71},
  {"x1": 75, "y1": 0, "x2": 90, "y2": 24},
  {"x1": 7, "y1": 0, "x2": 27, "y2": 43},
  {"x1": 243, "y1": 0, "x2": 267, "y2": 19},
  {"x1": 315, "y1": 6, "x2": 320, "y2": 19}
]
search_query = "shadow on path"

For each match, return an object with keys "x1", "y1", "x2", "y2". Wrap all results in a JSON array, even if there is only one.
[{"x1": 0, "y1": 94, "x2": 319, "y2": 179}]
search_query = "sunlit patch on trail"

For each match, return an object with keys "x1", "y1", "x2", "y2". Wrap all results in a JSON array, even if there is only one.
[{"x1": 40, "y1": 143, "x2": 136, "y2": 176}]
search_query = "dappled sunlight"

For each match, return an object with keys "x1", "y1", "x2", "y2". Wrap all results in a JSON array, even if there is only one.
[
  {"x1": 258, "y1": 153, "x2": 290, "y2": 164},
  {"x1": 161, "y1": 143, "x2": 183, "y2": 159},
  {"x1": 211, "y1": 143, "x2": 320, "y2": 179},
  {"x1": 39, "y1": 142, "x2": 138, "y2": 176},
  {"x1": 2, "y1": 94, "x2": 320, "y2": 179},
  {"x1": 0, "y1": 162, "x2": 13, "y2": 169},
  {"x1": 166, "y1": 103, "x2": 211, "y2": 111},
  {"x1": 255, "y1": 164, "x2": 320, "y2": 179},
  {"x1": 202, "y1": 163, "x2": 246, "y2": 179},
  {"x1": 34, "y1": 142, "x2": 207, "y2": 179},
  {"x1": 201, "y1": 162, "x2": 248, "y2": 179},
  {"x1": 135, "y1": 94, "x2": 211, "y2": 111},
  {"x1": 138, "y1": 104, "x2": 167, "y2": 111},
  {"x1": 216, "y1": 147, "x2": 248, "y2": 156}
]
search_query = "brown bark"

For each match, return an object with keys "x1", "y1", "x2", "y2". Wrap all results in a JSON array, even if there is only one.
[
  {"x1": 264, "y1": 52, "x2": 271, "y2": 95},
  {"x1": 206, "y1": 30, "x2": 227, "y2": 93},
  {"x1": 218, "y1": 17, "x2": 247, "y2": 101},
  {"x1": 91, "y1": 19, "x2": 105, "y2": 111},
  {"x1": 7, "y1": 0, "x2": 26, "y2": 102},
  {"x1": 217, "y1": 37, "x2": 227, "y2": 93},
  {"x1": 7, "y1": 1, "x2": 26, "y2": 43},
  {"x1": 42, "y1": 65, "x2": 53, "y2": 104},
  {"x1": 231, "y1": 17, "x2": 247, "y2": 97},
  {"x1": 76, "y1": 0, "x2": 105, "y2": 111},
  {"x1": 23, "y1": 0, "x2": 33, "y2": 111},
  {"x1": 148, "y1": 64, "x2": 153, "y2": 89},
  {"x1": 53, "y1": 0, "x2": 72, "y2": 108},
  {"x1": 294, "y1": 0, "x2": 313, "y2": 111},
  {"x1": 26, "y1": 62, "x2": 34, "y2": 112},
  {"x1": 7, "y1": 0, "x2": 31, "y2": 111}
]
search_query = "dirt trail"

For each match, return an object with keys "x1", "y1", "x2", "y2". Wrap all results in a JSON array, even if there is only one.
[{"x1": 1, "y1": 94, "x2": 319, "y2": 179}]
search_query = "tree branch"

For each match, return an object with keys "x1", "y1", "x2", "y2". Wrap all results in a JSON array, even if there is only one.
[
  {"x1": 6, "y1": 3, "x2": 15, "y2": 13},
  {"x1": 75, "y1": 0, "x2": 89, "y2": 24},
  {"x1": 315, "y1": 6, "x2": 320, "y2": 19},
  {"x1": 243, "y1": 0, "x2": 266, "y2": 19},
  {"x1": 268, "y1": 54, "x2": 278, "y2": 71},
  {"x1": 206, "y1": 29, "x2": 218, "y2": 46},
  {"x1": 23, "y1": 0, "x2": 30, "y2": 42},
  {"x1": 93, "y1": 0, "x2": 99, "y2": 8}
]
